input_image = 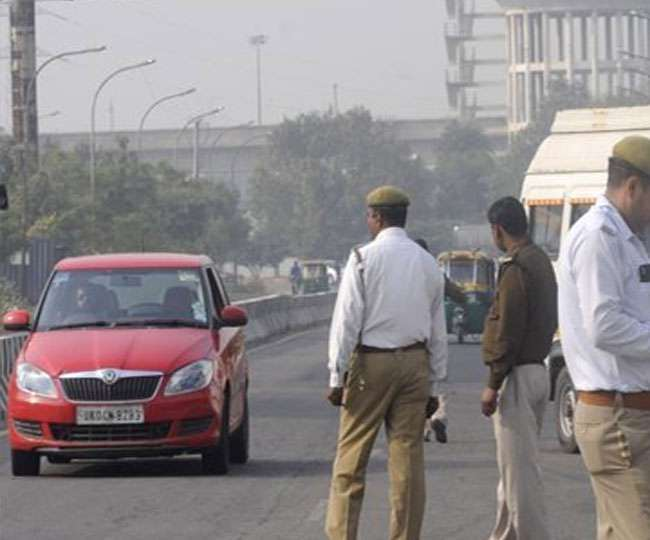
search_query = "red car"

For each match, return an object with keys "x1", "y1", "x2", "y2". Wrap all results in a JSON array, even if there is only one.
[{"x1": 4, "y1": 253, "x2": 250, "y2": 476}]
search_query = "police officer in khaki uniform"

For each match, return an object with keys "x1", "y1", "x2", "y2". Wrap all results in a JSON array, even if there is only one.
[
  {"x1": 326, "y1": 186, "x2": 448, "y2": 540},
  {"x1": 482, "y1": 197, "x2": 557, "y2": 540},
  {"x1": 559, "y1": 136, "x2": 650, "y2": 539}
]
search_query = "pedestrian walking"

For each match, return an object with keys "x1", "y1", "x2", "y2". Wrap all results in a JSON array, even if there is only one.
[
  {"x1": 414, "y1": 237, "x2": 465, "y2": 444},
  {"x1": 325, "y1": 186, "x2": 448, "y2": 540},
  {"x1": 482, "y1": 196, "x2": 557, "y2": 540},
  {"x1": 290, "y1": 260, "x2": 302, "y2": 295},
  {"x1": 558, "y1": 135, "x2": 650, "y2": 540}
]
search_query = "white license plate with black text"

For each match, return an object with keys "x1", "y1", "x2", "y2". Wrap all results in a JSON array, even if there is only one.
[{"x1": 76, "y1": 405, "x2": 145, "y2": 425}]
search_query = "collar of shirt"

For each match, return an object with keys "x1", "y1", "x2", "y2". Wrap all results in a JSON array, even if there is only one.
[
  {"x1": 597, "y1": 195, "x2": 637, "y2": 242},
  {"x1": 374, "y1": 227, "x2": 408, "y2": 242}
]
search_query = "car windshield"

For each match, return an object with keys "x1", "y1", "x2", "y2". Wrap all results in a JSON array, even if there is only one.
[{"x1": 36, "y1": 268, "x2": 209, "y2": 331}]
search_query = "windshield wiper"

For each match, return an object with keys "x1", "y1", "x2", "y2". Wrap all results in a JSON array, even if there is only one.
[
  {"x1": 47, "y1": 321, "x2": 114, "y2": 331},
  {"x1": 115, "y1": 319, "x2": 208, "y2": 328}
]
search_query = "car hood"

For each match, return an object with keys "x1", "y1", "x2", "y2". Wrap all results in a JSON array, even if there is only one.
[{"x1": 23, "y1": 328, "x2": 213, "y2": 376}]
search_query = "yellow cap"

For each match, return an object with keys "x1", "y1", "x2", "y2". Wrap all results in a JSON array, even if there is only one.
[
  {"x1": 366, "y1": 185, "x2": 410, "y2": 207},
  {"x1": 612, "y1": 135, "x2": 650, "y2": 178}
]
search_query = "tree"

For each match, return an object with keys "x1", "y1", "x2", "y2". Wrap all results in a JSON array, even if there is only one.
[
  {"x1": 248, "y1": 108, "x2": 436, "y2": 262},
  {"x1": 430, "y1": 120, "x2": 495, "y2": 225},
  {"x1": 492, "y1": 79, "x2": 649, "y2": 197}
]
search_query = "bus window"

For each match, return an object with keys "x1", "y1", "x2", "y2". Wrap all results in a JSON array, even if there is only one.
[
  {"x1": 529, "y1": 204, "x2": 563, "y2": 257},
  {"x1": 570, "y1": 203, "x2": 592, "y2": 226}
]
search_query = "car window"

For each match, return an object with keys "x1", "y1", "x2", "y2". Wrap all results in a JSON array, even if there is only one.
[
  {"x1": 36, "y1": 268, "x2": 209, "y2": 330},
  {"x1": 529, "y1": 204, "x2": 563, "y2": 258},
  {"x1": 205, "y1": 267, "x2": 226, "y2": 315},
  {"x1": 212, "y1": 266, "x2": 231, "y2": 305}
]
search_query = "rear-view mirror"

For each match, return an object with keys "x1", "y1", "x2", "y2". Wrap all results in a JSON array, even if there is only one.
[
  {"x1": 3, "y1": 310, "x2": 31, "y2": 332},
  {"x1": 219, "y1": 305, "x2": 248, "y2": 328}
]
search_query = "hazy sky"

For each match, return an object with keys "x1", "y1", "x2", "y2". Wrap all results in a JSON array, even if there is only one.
[{"x1": 0, "y1": 0, "x2": 453, "y2": 134}]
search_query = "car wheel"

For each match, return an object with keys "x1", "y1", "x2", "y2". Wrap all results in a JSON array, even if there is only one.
[
  {"x1": 12, "y1": 450, "x2": 40, "y2": 476},
  {"x1": 555, "y1": 366, "x2": 579, "y2": 454},
  {"x1": 202, "y1": 396, "x2": 230, "y2": 475},
  {"x1": 47, "y1": 456, "x2": 71, "y2": 464},
  {"x1": 230, "y1": 392, "x2": 249, "y2": 464}
]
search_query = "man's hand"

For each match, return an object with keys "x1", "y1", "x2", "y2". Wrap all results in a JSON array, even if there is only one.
[
  {"x1": 327, "y1": 387, "x2": 344, "y2": 407},
  {"x1": 481, "y1": 387, "x2": 499, "y2": 417},
  {"x1": 426, "y1": 396, "x2": 440, "y2": 418}
]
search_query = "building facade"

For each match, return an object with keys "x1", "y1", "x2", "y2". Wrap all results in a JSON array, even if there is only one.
[
  {"x1": 497, "y1": 1, "x2": 650, "y2": 131},
  {"x1": 443, "y1": 0, "x2": 508, "y2": 119}
]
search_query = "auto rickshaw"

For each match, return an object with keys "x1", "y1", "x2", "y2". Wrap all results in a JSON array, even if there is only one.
[
  {"x1": 300, "y1": 260, "x2": 332, "y2": 294},
  {"x1": 437, "y1": 250, "x2": 497, "y2": 343}
]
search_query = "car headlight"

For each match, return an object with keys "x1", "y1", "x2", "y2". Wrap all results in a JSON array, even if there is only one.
[
  {"x1": 16, "y1": 363, "x2": 58, "y2": 398},
  {"x1": 164, "y1": 360, "x2": 213, "y2": 396}
]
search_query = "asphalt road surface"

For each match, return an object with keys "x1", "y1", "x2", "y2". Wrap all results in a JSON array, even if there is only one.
[{"x1": 0, "y1": 327, "x2": 596, "y2": 540}]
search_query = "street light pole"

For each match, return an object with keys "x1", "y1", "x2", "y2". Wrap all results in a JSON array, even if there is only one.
[
  {"x1": 208, "y1": 121, "x2": 254, "y2": 177},
  {"x1": 229, "y1": 131, "x2": 272, "y2": 187},
  {"x1": 249, "y1": 35, "x2": 268, "y2": 125},
  {"x1": 172, "y1": 106, "x2": 225, "y2": 176},
  {"x1": 19, "y1": 44, "x2": 105, "y2": 298},
  {"x1": 137, "y1": 87, "x2": 196, "y2": 152},
  {"x1": 90, "y1": 59, "x2": 156, "y2": 249},
  {"x1": 24, "y1": 45, "x2": 106, "y2": 167}
]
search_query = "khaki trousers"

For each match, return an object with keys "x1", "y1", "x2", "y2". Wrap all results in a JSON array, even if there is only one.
[
  {"x1": 490, "y1": 364, "x2": 552, "y2": 540},
  {"x1": 575, "y1": 400, "x2": 650, "y2": 540},
  {"x1": 325, "y1": 349, "x2": 430, "y2": 540}
]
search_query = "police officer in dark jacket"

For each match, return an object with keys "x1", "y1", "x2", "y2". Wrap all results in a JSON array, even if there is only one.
[{"x1": 482, "y1": 197, "x2": 557, "y2": 540}]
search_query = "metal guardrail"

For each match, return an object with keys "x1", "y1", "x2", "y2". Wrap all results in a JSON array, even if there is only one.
[{"x1": 0, "y1": 332, "x2": 28, "y2": 422}]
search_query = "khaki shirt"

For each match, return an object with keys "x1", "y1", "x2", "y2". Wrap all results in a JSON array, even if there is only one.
[{"x1": 482, "y1": 242, "x2": 558, "y2": 390}]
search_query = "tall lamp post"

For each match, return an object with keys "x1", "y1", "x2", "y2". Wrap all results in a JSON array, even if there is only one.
[
  {"x1": 137, "y1": 87, "x2": 196, "y2": 152},
  {"x1": 19, "y1": 45, "x2": 106, "y2": 298},
  {"x1": 24, "y1": 45, "x2": 106, "y2": 167},
  {"x1": 229, "y1": 131, "x2": 272, "y2": 187},
  {"x1": 249, "y1": 34, "x2": 268, "y2": 125},
  {"x1": 173, "y1": 106, "x2": 225, "y2": 178},
  {"x1": 209, "y1": 120, "x2": 254, "y2": 177},
  {"x1": 90, "y1": 58, "x2": 156, "y2": 248}
]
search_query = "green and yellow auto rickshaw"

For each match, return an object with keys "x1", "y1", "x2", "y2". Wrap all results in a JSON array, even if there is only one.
[
  {"x1": 437, "y1": 250, "x2": 497, "y2": 343},
  {"x1": 300, "y1": 260, "x2": 332, "y2": 294}
]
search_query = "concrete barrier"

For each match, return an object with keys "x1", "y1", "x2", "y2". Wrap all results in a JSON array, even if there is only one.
[{"x1": 0, "y1": 292, "x2": 336, "y2": 423}]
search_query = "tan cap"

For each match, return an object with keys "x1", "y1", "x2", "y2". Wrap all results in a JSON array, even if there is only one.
[
  {"x1": 612, "y1": 135, "x2": 650, "y2": 178},
  {"x1": 366, "y1": 185, "x2": 410, "y2": 207}
]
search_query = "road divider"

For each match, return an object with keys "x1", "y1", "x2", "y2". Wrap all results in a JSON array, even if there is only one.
[{"x1": 0, "y1": 292, "x2": 336, "y2": 423}]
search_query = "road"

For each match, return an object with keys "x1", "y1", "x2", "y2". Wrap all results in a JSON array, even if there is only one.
[{"x1": 0, "y1": 327, "x2": 595, "y2": 540}]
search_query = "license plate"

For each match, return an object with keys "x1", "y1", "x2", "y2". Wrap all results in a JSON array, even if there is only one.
[{"x1": 76, "y1": 405, "x2": 144, "y2": 425}]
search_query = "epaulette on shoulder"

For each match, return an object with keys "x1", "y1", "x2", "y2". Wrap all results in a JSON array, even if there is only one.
[{"x1": 586, "y1": 207, "x2": 616, "y2": 236}]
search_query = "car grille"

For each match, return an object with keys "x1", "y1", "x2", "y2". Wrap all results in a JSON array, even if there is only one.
[
  {"x1": 14, "y1": 419, "x2": 43, "y2": 438},
  {"x1": 50, "y1": 422, "x2": 171, "y2": 442},
  {"x1": 61, "y1": 376, "x2": 161, "y2": 402},
  {"x1": 178, "y1": 416, "x2": 214, "y2": 436}
]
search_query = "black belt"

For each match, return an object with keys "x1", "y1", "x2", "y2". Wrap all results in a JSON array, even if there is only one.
[{"x1": 356, "y1": 342, "x2": 427, "y2": 354}]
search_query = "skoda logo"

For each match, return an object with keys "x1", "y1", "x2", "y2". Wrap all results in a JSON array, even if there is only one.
[{"x1": 101, "y1": 369, "x2": 118, "y2": 385}]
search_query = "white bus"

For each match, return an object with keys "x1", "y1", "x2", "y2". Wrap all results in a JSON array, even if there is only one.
[{"x1": 520, "y1": 105, "x2": 650, "y2": 452}]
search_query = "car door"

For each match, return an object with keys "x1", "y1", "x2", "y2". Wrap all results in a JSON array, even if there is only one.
[{"x1": 204, "y1": 266, "x2": 246, "y2": 431}]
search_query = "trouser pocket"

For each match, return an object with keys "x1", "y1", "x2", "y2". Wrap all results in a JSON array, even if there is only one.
[{"x1": 575, "y1": 404, "x2": 632, "y2": 474}]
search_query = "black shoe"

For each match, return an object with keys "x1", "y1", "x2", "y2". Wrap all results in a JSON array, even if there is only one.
[{"x1": 432, "y1": 419, "x2": 447, "y2": 444}]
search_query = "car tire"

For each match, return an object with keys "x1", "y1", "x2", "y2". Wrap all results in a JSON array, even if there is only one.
[
  {"x1": 555, "y1": 366, "x2": 579, "y2": 454},
  {"x1": 202, "y1": 396, "x2": 230, "y2": 475},
  {"x1": 12, "y1": 450, "x2": 40, "y2": 476},
  {"x1": 230, "y1": 393, "x2": 249, "y2": 464}
]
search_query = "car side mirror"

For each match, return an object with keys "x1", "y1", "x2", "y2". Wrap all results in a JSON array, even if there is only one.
[
  {"x1": 219, "y1": 305, "x2": 248, "y2": 328},
  {"x1": 3, "y1": 310, "x2": 31, "y2": 331}
]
